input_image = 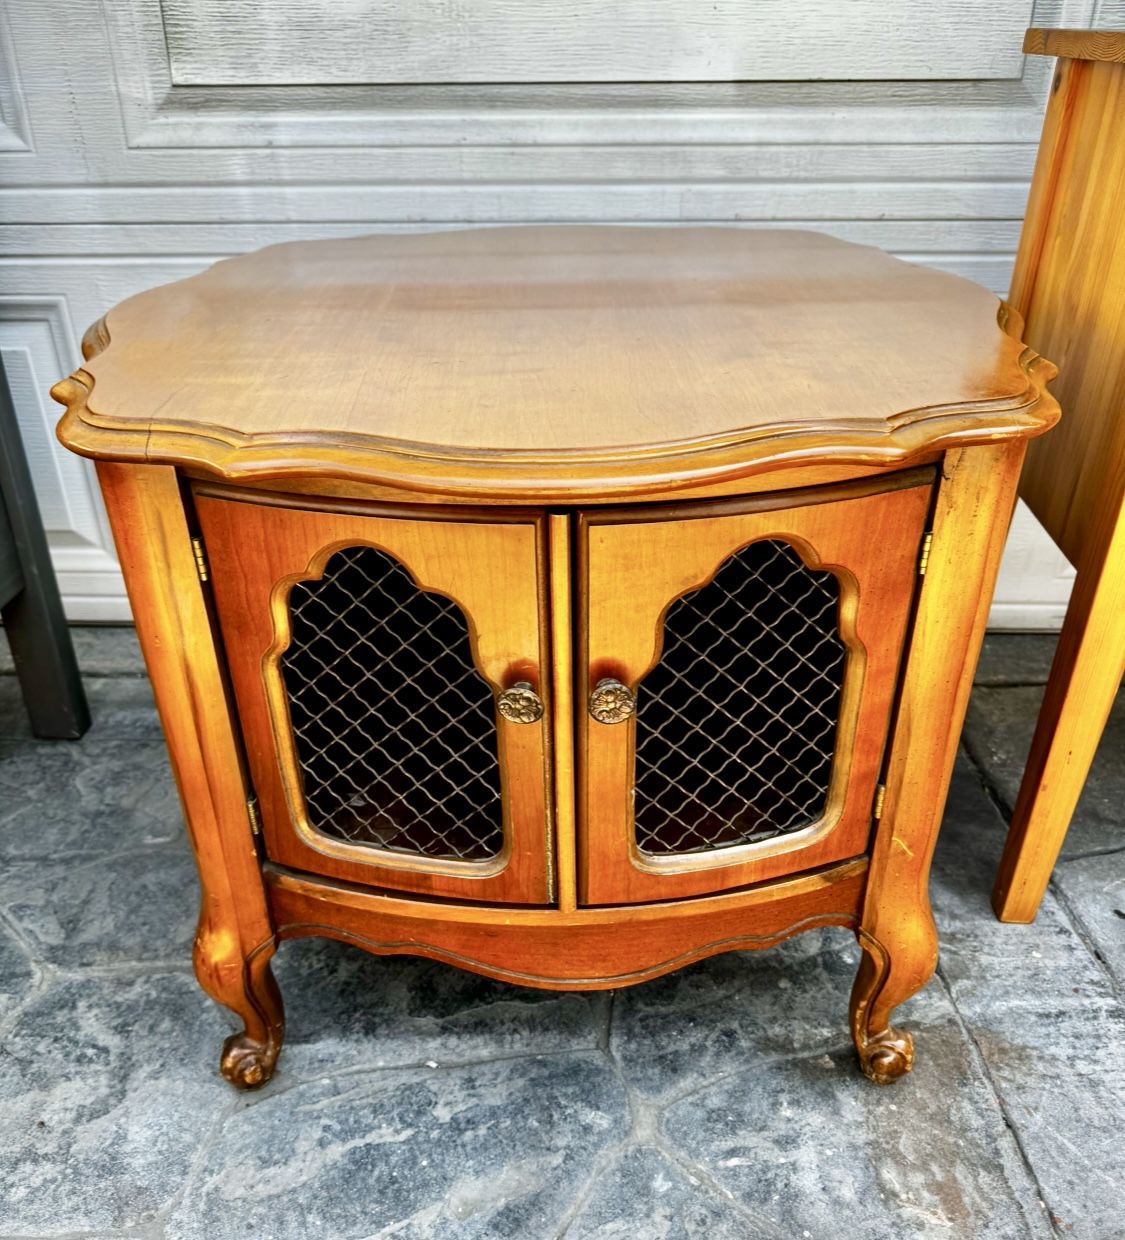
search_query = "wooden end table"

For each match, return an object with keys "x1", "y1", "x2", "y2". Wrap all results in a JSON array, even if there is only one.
[{"x1": 53, "y1": 227, "x2": 1057, "y2": 1088}]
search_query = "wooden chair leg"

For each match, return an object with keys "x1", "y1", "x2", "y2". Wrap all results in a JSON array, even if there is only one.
[{"x1": 992, "y1": 503, "x2": 1125, "y2": 924}]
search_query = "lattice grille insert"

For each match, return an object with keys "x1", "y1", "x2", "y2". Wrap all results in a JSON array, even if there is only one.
[
  {"x1": 280, "y1": 545, "x2": 503, "y2": 862},
  {"x1": 634, "y1": 539, "x2": 846, "y2": 856}
]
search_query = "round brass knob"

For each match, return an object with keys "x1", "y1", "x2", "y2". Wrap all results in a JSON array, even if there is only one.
[
  {"x1": 497, "y1": 681, "x2": 544, "y2": 724},
  {"x1": 589, "y1": 677, "x2": 636, "y2": 724}
]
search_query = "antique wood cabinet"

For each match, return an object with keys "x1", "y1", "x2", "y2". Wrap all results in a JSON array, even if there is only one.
[{"x1": 54, "y1": 227, "x2": 1057, "y2": 1089}]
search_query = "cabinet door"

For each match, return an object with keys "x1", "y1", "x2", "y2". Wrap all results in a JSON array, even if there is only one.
[
  {"x1": 194, "y1": 491, "x2": 553, "y2": 904},
  {"x1": 578, "y1": 471, "x2": 933, "y2": 904}
]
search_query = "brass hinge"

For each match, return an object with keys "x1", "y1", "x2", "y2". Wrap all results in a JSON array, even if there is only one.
[
  {"x1": 191, "y1": 535, "x2": 210, "y2": 583},
  {"x1": 873, "y1": 783, "x2": 887, "y2": 821},
  {"x1": 917, "y1": 531, "x2": 934, "y2": 577},
  {"x1": 246, "y1": 795, "x2": 262, "y2": 836}
]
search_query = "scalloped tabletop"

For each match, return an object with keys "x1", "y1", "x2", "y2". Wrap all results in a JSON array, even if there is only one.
[{"x1": 55, "y1": 226, "x2": 1056, "y2": 498}]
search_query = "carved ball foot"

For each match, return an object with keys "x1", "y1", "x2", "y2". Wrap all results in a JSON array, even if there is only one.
[
  {"x1": 220, "y1": 1032, "x2": 279, "y2": 1090},
  {"x1": 857, "y1": 1026, "x2": 914, "y2": 1085}
]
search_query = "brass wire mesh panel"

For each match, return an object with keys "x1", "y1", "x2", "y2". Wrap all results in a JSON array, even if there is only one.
[
  {"x1": 280, "y1": 545, "x2": 504, "y2": 861},
  {"x1": 634, "y1": 540, "x2": 846, "y2": 856}
]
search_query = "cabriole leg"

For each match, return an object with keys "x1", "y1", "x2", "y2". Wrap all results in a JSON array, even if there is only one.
[
  {"x1": 851, "y1": 442, "x2": 1026, "y2": 1082},
  {"x1": 849, "y1": 921, "x2": 936, "y2": 1084},
  {"x1": 96, "y1": 461, "x2": 282, "y2": 1091},
  {"x1": 195, "y1": 928, "x2": 285, "y2": 1089}
]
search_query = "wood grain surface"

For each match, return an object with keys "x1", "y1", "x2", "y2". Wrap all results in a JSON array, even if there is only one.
[
  {"x1": 577, "y1": 471, "x2": 932, "y2": 904},
  {"x1": 96, "y1": 462, "x2": 285, "y2": 1088},
  {"x1": 992, "y1": 35, "x2": 1125, "y2": 922},
  {"x1": 54, "y1": 227, "x2": 1057, "y2": 502},
  {"x1": 1024, "y1": 28, "x2": 1125, "y2": 63},
  {"x1": 265, "y1": 858, "x2": 867, "y2": 990},
  {"x1": 851, "y1": 440, "x2": 1026, "y2": 1081},
  {"x1": 195, "y1": 489, "x2": 554, "y2": 905},
  {"x1": 1010, "y1": 57, "x2": 1125, "y2": 566}
]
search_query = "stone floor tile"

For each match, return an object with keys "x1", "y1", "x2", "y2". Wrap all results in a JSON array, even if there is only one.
[
  {"x1": 962, "y1": 685, "x2": 1123, "y2": 857},
  {"x1": 274, "y1": 936, "x2": 610, "y2": 1082},
  {"x1": 936, "y1": 903, "x2": 1125, "y2": 1240},
  {"x1": 169, "y1": 1052, "x2": 628, "y2": 1239},
  {"x1": 932, "y1": 757, "x2": 1125, "y2": 1240},
  {"x1": 0, "y1": 843, "x2": 198, "y2": 969},
  {"x1": 932, "y1": 760, "x2": 1120, "y2": 1005},
  {"x1": 80, "y1": 674, "x2": 160, "y2": 740},
  {"x1": 0, "y1": 626, "x2": 1119, "y2": 1238},
  {"x1": 0, "y1": 971, "x2": 232, "y2": 1235},
  {"x1": 563, "y1": 1145, "x2": 768, "y2": 1239},
  {"x1": 0, "y1": 915, "x2": 35, "y2": 1010},
  {"x1": 0, "y1": 674, "x2": 159, "y2": 741},
  {"x1": 973, "y1": 633, "x2": 1057, "y2": 687},
  {"x1": 0, "y1": 738, "x2": 181, "y2": 861},
  {"x1": 929, "y1": 757, "x2": 1016, "y2": 919},
  {"x1": 1052, "y1": 852, "x2": 1125, "y2": 987},
  {"x1": 610, "y1": 928, "x2": 946, "y2": 1105},
  {"x1": 660, "y1": 1016, "x2": 1052, "y2": 1240},
  {"x1": 0, "y1": 624, "x2": 145, "y2": 678}
]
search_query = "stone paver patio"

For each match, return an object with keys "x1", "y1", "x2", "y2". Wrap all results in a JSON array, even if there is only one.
[{"x1": 0, "y1": 629, "x2": 1121, "y2": 1238}]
